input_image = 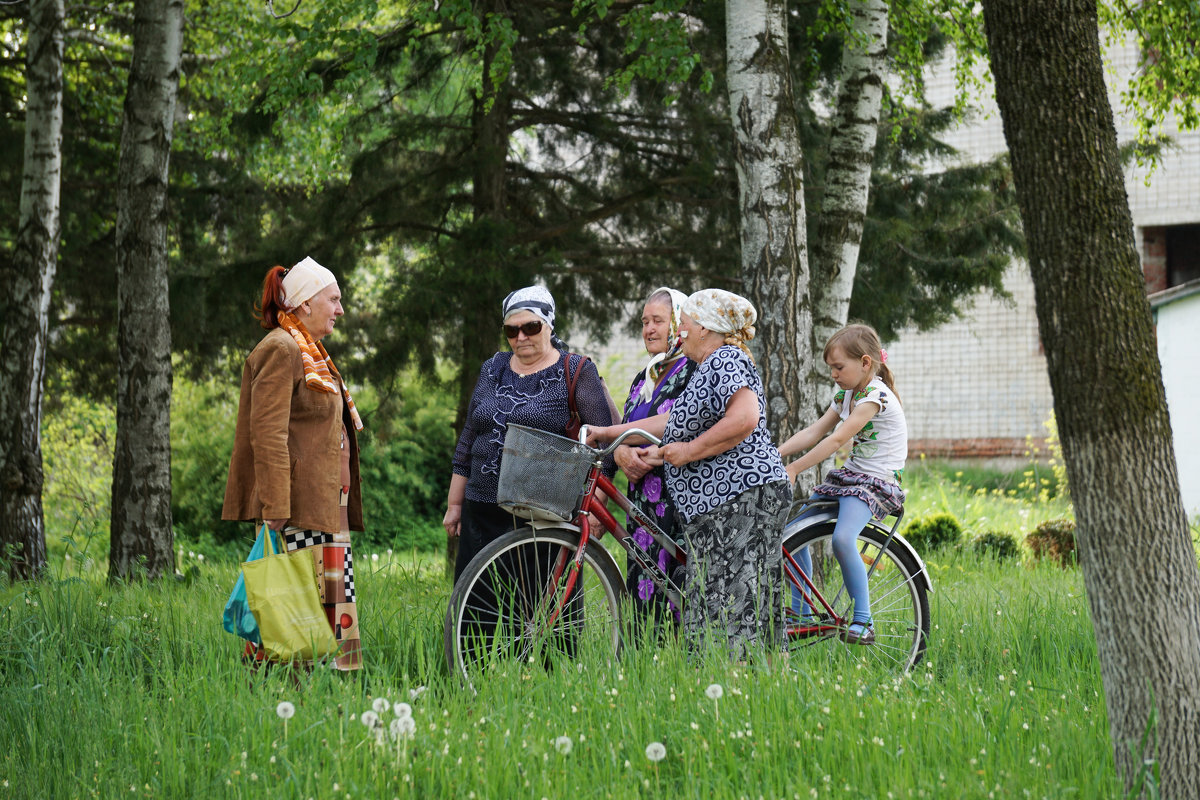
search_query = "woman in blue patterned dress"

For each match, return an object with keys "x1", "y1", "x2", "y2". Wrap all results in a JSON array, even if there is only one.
[
  {"x1": 610, "y1": 288, "x2": 696, "y2": 631},
  {"x1": 592, "y1": 289, "x2": 791, "y2": 657}
]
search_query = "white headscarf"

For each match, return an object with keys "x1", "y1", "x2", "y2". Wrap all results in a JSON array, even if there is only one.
[
  {"x1": 282, "y1": 256, "x2": 337, "y2": 309},
  {"x1": 683, "y1": 288, "x2": 757, "y2": 360},
  {"x1": 638, "y1": 287, "x2": 689, "y2": 403}
]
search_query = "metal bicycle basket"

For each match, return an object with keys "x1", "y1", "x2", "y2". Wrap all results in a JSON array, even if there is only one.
[{"x1": 497, "y1": 424, "x2": 597, "y2": 522}]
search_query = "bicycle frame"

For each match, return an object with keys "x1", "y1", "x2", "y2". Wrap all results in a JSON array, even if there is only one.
[{"x1": 534, "y1": 427, "x2": 879, "y2": 644}]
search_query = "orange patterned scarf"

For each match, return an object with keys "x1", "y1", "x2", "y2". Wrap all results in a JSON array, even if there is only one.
[{"x1": 278, "y1": 311, "x2": 363, "y2": 431}]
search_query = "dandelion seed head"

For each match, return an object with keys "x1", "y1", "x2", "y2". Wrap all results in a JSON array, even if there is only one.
[
  {"x1": 645, "y1": 741, "x2": 666, "y2": 762},
  {"x1": 705, "y1": 683, "x2": 723, "y2": 700},
  {"x1": 361, "y1": 710, "x2": 380, "y2": 728},
  {"x1": 554, "y1": 735, "x2": 573, "y2": 755},
  {"x1": 276, "y1": 701, "x2": 295, "y2": 720},
  {"x1": 391, "y1": 716, "x2": 416, "y2": 740},
  {"x1": 394, "y1": 702, "x2": 413, "y2": 719},
  {"x1": 373, "y1": 697, "x2": 391, "y2": 714}
]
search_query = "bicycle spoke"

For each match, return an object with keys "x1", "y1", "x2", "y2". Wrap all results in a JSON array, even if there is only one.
[{"x1": 782, "y1": 522, "x2": 929, "y2": 673}]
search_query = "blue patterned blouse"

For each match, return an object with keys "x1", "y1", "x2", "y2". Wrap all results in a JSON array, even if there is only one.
[
  {"x1": 662, "y1": 346, "x2": 788, "y2": 521},
  {"x1": 453, "y1": 352, "x2": 616, "y2": 504}
]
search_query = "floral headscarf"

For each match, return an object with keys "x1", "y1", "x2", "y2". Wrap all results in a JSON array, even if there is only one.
[
  {"x1": 682, "y1": 288, "x2": 757, "y2": 361},
  {"x1": 638, "y1": 287, "x2": 689, "y2": 403}
]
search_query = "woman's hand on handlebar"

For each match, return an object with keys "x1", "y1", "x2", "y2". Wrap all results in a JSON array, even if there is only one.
[
  {"x1": 584, "y1": 425, "x2": 612, "y2": 448},
  {"x1": 614, "y1": 444, "x2": 653, "y2": 483}
]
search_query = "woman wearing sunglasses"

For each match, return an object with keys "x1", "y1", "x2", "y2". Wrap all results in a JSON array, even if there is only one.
[{"x1": 443, "y1": 286, "x2": 616, "y2": 581}]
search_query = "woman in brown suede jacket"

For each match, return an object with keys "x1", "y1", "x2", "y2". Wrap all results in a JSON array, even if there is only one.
[{"x1": 223, "y1": 256, "x2": 364, "y2": 670}]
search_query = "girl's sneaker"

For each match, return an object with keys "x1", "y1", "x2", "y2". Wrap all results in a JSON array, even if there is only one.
[{"x1": 841, "y1": 621, "x2": 875, "y2": 646}]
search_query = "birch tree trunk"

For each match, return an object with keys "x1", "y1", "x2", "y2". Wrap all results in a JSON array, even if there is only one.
[
  {"x1": 109, "y1": 0, "x2": 185, "y2": 580},
  {"x1": 801, "y1": 0, "x2": 889, "y2": 495},
  {"x1": 809, "y1": 0, "x2": 888, "y2": 375},
  {"x1": 725, "y1": 0, "x2": 812, "y2": 439},
  {"x1": 982, "y1": 2, "x2": 1200, "y2": 795},
  {"x1": 0, "y1": 0, "x2": 64, "y2": 581}
]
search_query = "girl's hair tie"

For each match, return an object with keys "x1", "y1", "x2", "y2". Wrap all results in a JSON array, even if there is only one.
[{"x1": 880, "y1": 348, "x2": 888, "y2": 364}]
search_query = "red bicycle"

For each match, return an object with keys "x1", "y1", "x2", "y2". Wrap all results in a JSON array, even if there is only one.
[{"x1": 444, "y1": 424, "x2": 930, "y2": 690}]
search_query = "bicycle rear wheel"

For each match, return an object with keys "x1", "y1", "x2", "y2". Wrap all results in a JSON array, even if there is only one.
[
  {"x1": 444, "y1": 527, "x2": 625, "y2": 691},
  {"x1": 783, "y1": 521, "x2": 929, "y2": 672}
]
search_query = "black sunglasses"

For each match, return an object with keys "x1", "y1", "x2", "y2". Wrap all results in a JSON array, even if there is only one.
[{"x1": 503, "y1": 320, "x2": 544, "y2": 338}]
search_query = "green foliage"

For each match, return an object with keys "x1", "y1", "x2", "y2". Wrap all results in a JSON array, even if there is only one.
[
  {"x1": 902, "y1": 512, "x2": 964, "y2": 552},
  {"x1": 969, "y1": 529, "x2": 1021, "y2": 562},
  {"x1": 1023, "y1": 414, "x2": 1070, "y2": 503},
  {"x1": 1100, "y1": 0, "x2": 1200, "y2": 159},
  {"x1": 354, "y1": 376, "x2": 457, "y2": 552},
  {"x1": 40, "y1": 393, "x2": 115, "y2": 553},
  {"x1": 1026, "y1": 518, "x2": 1078, "y2": 568},
  {"x1": 169, "y1": 373, "x2": 240, "y2": 548}
]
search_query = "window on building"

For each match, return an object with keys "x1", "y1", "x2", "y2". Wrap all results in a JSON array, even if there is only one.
[
  {"x1": 1166, "y1": 224, "x2": 1200, "y2": 288},
  {"x1": 1143, "y1": 224, "x2": 1200, "y2": 294}
]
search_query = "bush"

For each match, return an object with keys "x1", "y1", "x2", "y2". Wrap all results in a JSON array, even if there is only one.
[
  {"x1": 1026, "y1": 518, "x2": 1077, "y2": 567},
  {"x1": 170, "y1": 375, "x2": 240, "y2": 547},
  {"x1": 970, "y1": 529, "x2": 1021, "y2": 562},
  {"x1": 41, "y1": 394, "x2": 115, "y2": 558},
  {"x1": 902, "y1": 513, "x2": 963, "y2": 553},
  {"x1": 355, "y1": 383, "x2": 456, "y2": 552}
]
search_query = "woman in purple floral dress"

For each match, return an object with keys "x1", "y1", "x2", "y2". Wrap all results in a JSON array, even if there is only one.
[{"x1": 611, "y1": 288, "x2": 696, "y2": 631}]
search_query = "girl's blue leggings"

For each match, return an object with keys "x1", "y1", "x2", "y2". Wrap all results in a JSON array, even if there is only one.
[{"x1": 789, "y1": 493, "x2": 873, "y2": 624}]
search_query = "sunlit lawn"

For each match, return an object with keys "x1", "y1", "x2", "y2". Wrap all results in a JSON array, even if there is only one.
[{"x1": 0, "y1": 461, "x2": 1130, "y2": 799}]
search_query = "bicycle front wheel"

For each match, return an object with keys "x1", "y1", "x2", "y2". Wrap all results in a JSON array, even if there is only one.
[
  {"x1": 444, "y1": 527, "x2": 626, "y2": 691},
  {"x1": 783, "y1": 521, "x2": 930, "y2": 673}
]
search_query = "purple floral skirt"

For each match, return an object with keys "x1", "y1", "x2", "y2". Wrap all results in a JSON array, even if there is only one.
[{"x1": 813, "y1": 467, "x2": 904, "y2": 520}]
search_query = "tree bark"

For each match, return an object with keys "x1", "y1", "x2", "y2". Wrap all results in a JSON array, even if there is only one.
[
  {"x1": 982, "y1": 2, "x2": 1200, "y2": 795},
  {"x1": 109, "y1": 0, "x2": 184, "y2": 581},
  {"x1": 809, "y1": 0, "x2": 888, "y2": 380},
  {"x1": 725, "y1": 0, "x2": 812, "y2": 439},
  {"x1": 0, "y1": 0, "x2": 64, "y2": 581},
  {"x1": 448, "y1": 14, "x2": 513, "y2": 579}
]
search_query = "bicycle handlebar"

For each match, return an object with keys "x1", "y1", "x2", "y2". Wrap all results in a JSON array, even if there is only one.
[{"x1": 578, "y1": 424, "x2": 663, "y2": 455}]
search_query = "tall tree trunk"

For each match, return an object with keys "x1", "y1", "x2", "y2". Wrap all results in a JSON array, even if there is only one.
[
  {"x1": 0, "y1": 0, "x2": 64, "y2": 581},
  {"x1": 803, "y1": 0, "x2": 888, "y2": 495},
  {"x1": 982, "y1": 2, "x2": 1200, "y2": 796},
  {"x1": 109, "y1": 0, "x2": 184, "y2": 581},
  {"x1": 448, "y1": 17, "x2": 512, "y2": 579},
  {"x1": 725, "y1": 0, "x2": 812, "y2": 439},
  {"x1": 809, "y1": 0, "x2": 888, "y2": 387}
]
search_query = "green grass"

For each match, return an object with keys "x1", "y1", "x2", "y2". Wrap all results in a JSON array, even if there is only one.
[{"x1": 1, "y1": 463, "x2": 1125, "y2": 799}]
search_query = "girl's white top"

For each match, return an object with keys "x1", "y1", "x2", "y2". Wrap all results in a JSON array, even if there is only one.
[{"x1": 834, "y1": 377, "x2": 908, "y2": 483}]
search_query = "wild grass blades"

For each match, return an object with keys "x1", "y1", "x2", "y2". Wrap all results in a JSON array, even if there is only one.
[{"x1": 0, "y1": 468, "x2": 1119, "y2": 799}]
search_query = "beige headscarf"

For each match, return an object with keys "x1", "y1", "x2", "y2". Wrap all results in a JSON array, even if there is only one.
[
  {"x1": 282, "y1": 256, "x2": 337, "y2": 309},
  {"x1": 682, "y1": 288, "x2": 757, "y2": 361}
]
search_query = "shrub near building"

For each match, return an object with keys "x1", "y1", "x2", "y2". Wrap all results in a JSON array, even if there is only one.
[
  {"x1": 901, "y1": 512, "x2": 963, "y2": 553},
  {"x1": 1026, "y1": 518, "x2": 1077, "y2": 567}
]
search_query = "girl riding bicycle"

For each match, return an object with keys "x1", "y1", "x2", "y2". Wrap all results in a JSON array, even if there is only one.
[{"x1": 777, "y1": 324, "x2": 907, "y2": 646}]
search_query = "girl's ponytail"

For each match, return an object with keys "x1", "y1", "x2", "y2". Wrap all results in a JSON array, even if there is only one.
[
  {"x1": 878, "y1": 361, "x2": 899, "y2": 402},
  {"x1": 255, "y1": 265, "x2": 288, "y2": 330}
]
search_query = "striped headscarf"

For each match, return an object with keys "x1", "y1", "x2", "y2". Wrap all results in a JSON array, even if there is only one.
[{"x1": 278, "y1": 311, "x2": 363, "y2": 431}]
